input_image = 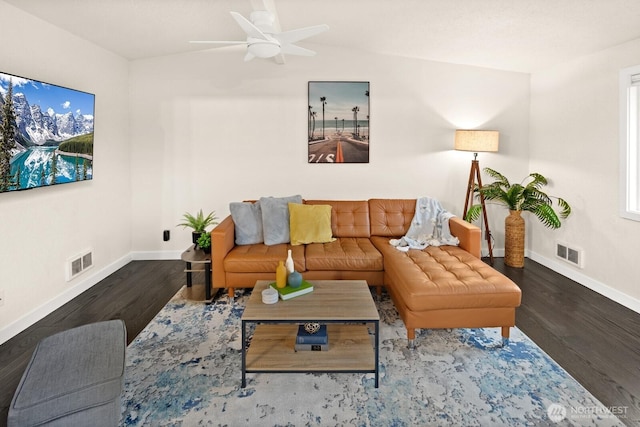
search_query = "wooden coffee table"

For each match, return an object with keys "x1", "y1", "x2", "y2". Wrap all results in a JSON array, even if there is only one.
[{"x1": 241, "y1": 280, "x2": 380, "y2": 388}]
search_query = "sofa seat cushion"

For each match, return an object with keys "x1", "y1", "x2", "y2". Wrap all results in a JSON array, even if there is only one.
[
  {"x1": 305, "y1": 238, "x2": 383, "y2": 271},
  {"x1": 371, "y1": 236, "x2": 521, "y2": 312},
  {"x1": 224, "y1": 244, "x2": 305, "y2": 273}
]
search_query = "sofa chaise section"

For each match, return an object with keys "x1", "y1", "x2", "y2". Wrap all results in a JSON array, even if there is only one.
[{"x1": 368, "y1": 198, "x2": 521, "y2": 346}]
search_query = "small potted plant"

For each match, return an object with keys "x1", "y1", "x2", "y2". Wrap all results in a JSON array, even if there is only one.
[
  {"x1": 466, "y1": 168, "x2": 571, "y2": 268},
  {"x1": 196, "y1": 232, "x2": 211, "y2": 254},
  {"x1": 177, "y1": 209, "x2": 218, "y2": 247}
]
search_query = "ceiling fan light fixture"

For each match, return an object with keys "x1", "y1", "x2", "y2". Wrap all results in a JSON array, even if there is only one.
[{"x1": 248, "y1": 40, "x2": 281, "y2": 58}]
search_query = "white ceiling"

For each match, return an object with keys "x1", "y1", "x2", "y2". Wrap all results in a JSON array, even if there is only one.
[{"x1": 6, "y1": 0, "x2": 640, "y2": 73}]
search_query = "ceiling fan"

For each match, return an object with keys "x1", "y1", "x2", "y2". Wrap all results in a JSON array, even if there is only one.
[{"x1": 190, "y1": 10, "x2": 329, "y2": 63}]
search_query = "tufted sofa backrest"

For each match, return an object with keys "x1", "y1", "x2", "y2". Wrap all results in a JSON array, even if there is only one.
[
  {"x1": 305, "y1": 200, "x2": 371, "y2": 238},
  {"x1": 368, "y1": 199, "x2": 416, "y2": 237}
]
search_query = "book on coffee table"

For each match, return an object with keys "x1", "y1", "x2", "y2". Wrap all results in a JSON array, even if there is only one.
[
  {"x1": 269, "y1": 281, "x2": 314, "y2": 300},
  {"x1": 296, "y1": 324, "x2": 328, "y2": 344},
  {"x1": 294, "y1": 343, "x2": 329, "y2": 351}
]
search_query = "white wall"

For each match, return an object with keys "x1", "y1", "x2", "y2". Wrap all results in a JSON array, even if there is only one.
[
  {"x1": 529, "y1": 39, "x2": 640, "y2": 310},
  {"x1": 3, "y1": 0, "x2": 639, "y2": 344},
  {"x1": 0, "y1": 2, "x2": 132, "y2": 343},
  {"x1": 4, "y1": 0, "x2": 639, "y2": 346},
  {"x1": 129, "y1": 44, "x2": 531, "y2": 256}
]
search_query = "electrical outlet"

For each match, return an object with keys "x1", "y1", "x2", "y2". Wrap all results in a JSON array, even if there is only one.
[{"x1": 0, "y1": 289, "x2": 4, "y2": 307}]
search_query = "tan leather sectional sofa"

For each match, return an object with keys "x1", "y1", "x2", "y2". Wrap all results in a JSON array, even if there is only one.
[{"x1": 211, "y1": 198, "x2": 521, "y2": 346}]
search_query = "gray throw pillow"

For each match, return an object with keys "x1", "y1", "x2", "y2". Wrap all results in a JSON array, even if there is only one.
[
  {"x1": 260, "y1": 195, "x2": 302, "y2": 245},
  {"x1": 229, "y1": 201, "x2": 263, "y2": 245}
]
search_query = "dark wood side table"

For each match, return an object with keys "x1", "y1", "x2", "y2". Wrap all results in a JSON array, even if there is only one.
[{"x1": 181, "y1": 245, "x2": 212, "y2": 302}]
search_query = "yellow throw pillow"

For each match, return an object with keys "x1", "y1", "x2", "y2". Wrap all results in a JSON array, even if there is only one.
[{"x1": 288, "y1": 203, "x2": 336, "y2": 246}]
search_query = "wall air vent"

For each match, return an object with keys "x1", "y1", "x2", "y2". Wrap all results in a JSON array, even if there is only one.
[
  {"x1": 556, "y1": 242, "x2": 584, "y2": 268},
  {"x1": 66, "y1": 248, "x2": 94, "y2": 281}
]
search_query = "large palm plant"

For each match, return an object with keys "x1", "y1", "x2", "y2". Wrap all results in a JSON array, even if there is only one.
[{"x1": 466, "y1": 168, "x2": 571, "y2": 228}]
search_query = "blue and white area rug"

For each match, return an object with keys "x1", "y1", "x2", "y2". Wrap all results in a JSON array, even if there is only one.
[{"x1": 120, "y1": 289, "x2": 624, "y2": 426}]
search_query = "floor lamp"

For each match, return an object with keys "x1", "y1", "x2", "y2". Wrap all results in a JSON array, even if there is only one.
[{"x1": 454, "y1": 130, "x2": 499, "y2": 264}]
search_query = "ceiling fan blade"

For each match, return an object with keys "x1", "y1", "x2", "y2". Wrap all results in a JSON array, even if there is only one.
[
  {"x1": 275, "y1": 24, "x2": 329, "y2": 44},
  {"x1": 230, "y1": 11, "x2": 269, "y2": 41},
  {"x1": 190, "y1": 9, "x2": 328, "y2": 64},
  {"x1": 280, "y1": 43, "x2": 316, "y2": 56}
]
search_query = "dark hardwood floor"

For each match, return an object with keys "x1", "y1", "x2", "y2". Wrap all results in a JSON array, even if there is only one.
[
  {"x1": 0, "y1": 260, "x2": 186, "y2": 427},
  {"x1": 0, "y1": 258, "x2": 638, "y2": 426},
  {"x1": 498, "y1": 258, "x2": 640, "y2": 426}
]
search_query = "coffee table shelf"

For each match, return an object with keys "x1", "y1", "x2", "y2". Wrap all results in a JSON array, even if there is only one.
[
  {"x1": 241, "y1": 280, "x2": 380, "y2": 388},
  {"x1": 246, "y1": 324, "x2": 375, "y2": 372}
]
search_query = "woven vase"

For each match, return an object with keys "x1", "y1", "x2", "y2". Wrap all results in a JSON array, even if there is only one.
[{"x1": 505, "y1": 210, "x2": 525, "y2": 268}]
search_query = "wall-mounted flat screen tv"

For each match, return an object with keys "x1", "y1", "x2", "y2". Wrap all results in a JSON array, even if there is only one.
[{"x1": 0, "y1": 71, "x2": 94, "y2": 193}]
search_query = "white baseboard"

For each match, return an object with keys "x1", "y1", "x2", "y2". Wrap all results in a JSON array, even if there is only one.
[
  {"x1": 528, "y1": 250, "x2": 640, "y2": 315},
  {"x1": 0, "y1": 251, "x2": 183, "y2": 345},
  {"x1": 0, "y1": 253, "x2": 132, "y2": 345},
  {"x1": 487, "y1": 246, "x2": 640, "y2": 314},
  {"x1": 485, "y1": 245, "x2": 639, "y2": 314}
]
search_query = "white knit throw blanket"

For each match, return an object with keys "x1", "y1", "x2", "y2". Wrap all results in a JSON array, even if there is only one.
[{"x1": 389, "y1": 197, "x2": 459, "y2": 251}]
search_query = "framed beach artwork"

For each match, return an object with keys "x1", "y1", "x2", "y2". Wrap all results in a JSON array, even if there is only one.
[
  {"x1": 0, "y1": 70, "x2": 95, "y2": 194},
  {"x1": 308, "y1": 81, "x2": 369, "y2": 163}
]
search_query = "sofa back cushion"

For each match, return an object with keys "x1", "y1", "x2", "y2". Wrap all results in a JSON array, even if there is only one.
[
  {"x1": 369, "y1": 199, "x2": 416, "y2": 237},
  {"x1": 305, "y1": 200, "x2": 370, "y2": 238}
]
